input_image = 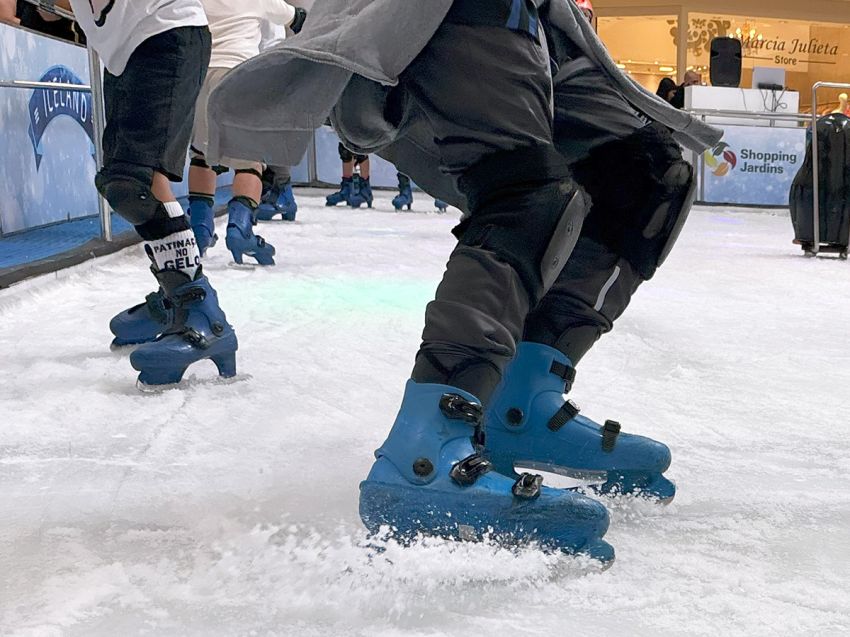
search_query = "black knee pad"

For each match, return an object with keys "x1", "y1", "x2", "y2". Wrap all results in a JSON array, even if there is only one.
[
  {"x1": 235, "y1": 167, "x2": 263, "y2": 180},
  {"x1": 95, "y1": 162, "x2": 163, "y2": 226},
  {"x1": 574, "y1": 123, "x2": 695, "y2": 280},
  {"x1": 455, "y1": 145, "x2": 591, "y2": 304},
  {"x1": 337, "y1": 142, "x2": 368, "y2": 165}
]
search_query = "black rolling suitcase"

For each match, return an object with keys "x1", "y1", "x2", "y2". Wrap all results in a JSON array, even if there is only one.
[{"x1": 789, "y1": 113, "x2": 850, "y2": 259}]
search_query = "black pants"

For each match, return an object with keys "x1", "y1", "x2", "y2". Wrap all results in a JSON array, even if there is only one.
[
  {"x1": 101, "y1": 26, "x2": 211, "y2": 182},
  {"x1": 398, "y1": 22, "x2": 577, "y2": 402}
]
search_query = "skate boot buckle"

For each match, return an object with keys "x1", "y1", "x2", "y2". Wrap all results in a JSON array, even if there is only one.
[
  {"x1": 547, "y1": 399, "x2": 581, "y2": 432},
  {"x1": 450, "y1": 453, "x2": 492, "y2": 486},
  {"x1": 602, "y1": 420, "x2": 621, "y2": 452},
  {"x1": 512, "y1": 473, "x2": 543, "y2": 500}
]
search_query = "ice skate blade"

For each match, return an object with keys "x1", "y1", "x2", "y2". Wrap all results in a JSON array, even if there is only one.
[
  {"x1": 136, "y1": 372, "x2": 252, "y2": 393},
  {"x1": 515, "y1": 460, "x2": 676, "y2": 504}
]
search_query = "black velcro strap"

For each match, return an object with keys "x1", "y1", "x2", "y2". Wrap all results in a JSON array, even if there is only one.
[
  {"x1": 550, "y1": 360, "x2": 576, "y2": 386},
  {"x1": 547, "y1": 399, "x2": 580, "y2": 432}
]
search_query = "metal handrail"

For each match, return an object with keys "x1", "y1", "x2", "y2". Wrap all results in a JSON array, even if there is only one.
[
  {"x1": 686, "y1": 108, "x2": 810, "y2": 124},
  {"x1": 810, "y1": 81, "x2": 850, "y2": 256},
  {"x1": 0, "y1": 80, "x2": 90, "y2": 91},
  {"x1": 21, "y1": 0, "x2": 75, "y2": 22}
]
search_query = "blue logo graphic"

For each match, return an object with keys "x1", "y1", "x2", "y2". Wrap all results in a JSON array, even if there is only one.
[{"x1": 27, "y1": 65, "x2": 95, "y2": 169}]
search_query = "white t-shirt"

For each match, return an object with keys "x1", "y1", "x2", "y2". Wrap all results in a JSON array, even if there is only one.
[
  {"x1": 203, "y1": 0, "x2": 295, "y2": 69},
  {"x1": 69, "y1": 0, "x2": 208, "y2": 76},
  {"x1": 260, "y1": 21, "x2": 287, "y2": 52}
]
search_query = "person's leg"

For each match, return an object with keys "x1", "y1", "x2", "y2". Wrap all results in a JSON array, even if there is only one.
[
  {"x1": 326, "y1": 145, "x2": 355, "y2": 206},
  {"x1": 392, "y1": 172, "x2": 413, "y2": 211},
  {"x1": 360, "y1": 19, "x2": 612, "y2": 561},
  {"x1": 224, "y1": 163, "x2": 276, "y2": 265},
  {"x1": 348, "y1": 154, "x2": 372, "y2": 208},
  {"x1": 99, "y1": 26, "x2": 237, "y2": 385},
  {"x1": 257, "y1": 164, "x2": 298, "y2": 221},
  {"x1": 485, "y1": 70, "x2": 695, "y2": 499}
]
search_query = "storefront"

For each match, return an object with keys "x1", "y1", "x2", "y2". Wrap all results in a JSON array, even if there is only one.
[
  {"x1": 593, "y1": 0, "x2": 849, "y2": 207},
  {"x1": 594, "y1": 0, "x2": 850, "y2": 114}
]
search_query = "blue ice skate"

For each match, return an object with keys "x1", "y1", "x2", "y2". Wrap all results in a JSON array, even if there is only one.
[
  {"x1": 359, "y1": 380, "x2": 614, "y2": 562},
  {"x1": 326, "y1": 177, "x2": 353, "y2": 206},
  {"x1": 347, "y1": 175, "x2": 373, "y2": 208},
  {"x1": 434, "y1": 199, "x2": 449, "y2": 212},
  {"x1": 486, "y1": 342, "x2": 675, "y2": 502},
  {"x1": 224, "y1": 197, "x2": 276, "y2": 265},
  {"x1": 109, "y1": 289, "x2": 171, "y2": 347},
  {"x1": 257, "y1": 180, "x2": 298, "y2": 221},
  {"x1": 130, "y1": 270, "x2": 237, "y2": 386},
  {"x1": 188, "y1": 196, "x2": 217, "y2": 256},
  {"x1": 392, "y1": 175, "x2": 413, "y2": 211}
]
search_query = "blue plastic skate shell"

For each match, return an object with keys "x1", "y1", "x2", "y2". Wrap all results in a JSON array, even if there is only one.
[
  {"x1": 486, "y1": 342, "x2": 675, "y2": 502},
  {"x1": 257, "y1": 182, "x2": 297, "y2": 221},
  {"x1": 347, "y1": 176, "x2": 373, "y2": 209},
  {"x1": 188, "y1": 197, "x2": 217, "y2": 256},
  {"x1": 224, "y1": 199, "x2": 276, "y2": 266},
  {"x1": 392, "y1": 183, "x2": 413, "y2": 211},
  {"x1": 109, "y1": 289, "x2": 170, "y2": 347},
  {"x1": 129, "y1": 275, "x2": 238, "y2": 386},
  {"x1": 326, "y1": 177, "x2": 353, "y2": 207},
  {"x1": 359, "y1": 380, "x2": 614, "y2": 562}
]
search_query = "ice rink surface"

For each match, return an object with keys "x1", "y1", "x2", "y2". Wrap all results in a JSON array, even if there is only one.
[{"x1": 1, "y1": 191, "x2": 848, "y2": 636}]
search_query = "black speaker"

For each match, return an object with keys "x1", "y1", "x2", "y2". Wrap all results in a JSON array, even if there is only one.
[{"x1": 710, "y1": 37, "x2": 742, "y2": 87}]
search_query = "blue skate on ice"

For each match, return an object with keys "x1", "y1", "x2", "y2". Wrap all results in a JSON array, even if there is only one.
[
  {"x1": 109, "y1": 288, "x2": 171, "y2": 347},
  {"x1": 326, "y1": 177, "x2": 353, "y2": 206},
  {"x1": 188, "y1": 196, "x2": 217, "y2": 256},
  {"x1": 392, "y1": 175, "x2": 413, "y2": 211},
  {"x1": 130, "y1": 269, "x2": 238, "y2": 386},
  {"x1": 347, "y1": 176, "x2": 373, "y2": 209},
  {"x1": 434, "y1": 199, "x2": 449, "y2": 213},
  {"x1": 486, "y1": 342, "x2": 675, "y2": 502},
  {"x1": 257, "y1": 180, "x2": 297, "y2": 221},
  {"x1": 224, "y1": 197, "x2": 276, "y2": 265},
  {"x1": 359, "y1": 380, "x2": 614, "y2": 562}
]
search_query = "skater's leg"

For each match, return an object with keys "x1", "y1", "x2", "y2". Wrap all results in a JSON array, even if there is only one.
[
  {"x1": 348, "y1": 154, "x2": 372, "y2": 208},
  {"x1": 326, "y1": 147, "x2": 355, "y2": 206},
  {"x1": 361, "y1": 17, "x2": 611, "y2": 561},
  {"x1": 99, "y1": 27, "x2": 237, "y2": 384},
  {"x1": 224, "y1": 164, "x2": 276, "y2": 265},
  {"x1": 257, "y1": 164, "x2": 298, "y2": 221},
  {"x1": 487, "y1": 100, "x2": 695, "y2": 499},
  {"x1": 392, "y1": 172, "x2": 413, "y2": 211},
  {"x1": 403, "y1": 22, "x2": 588, "y2": 403},
  {"x1": 527, "y1": 122, "x2": 696, "y2": 362}
]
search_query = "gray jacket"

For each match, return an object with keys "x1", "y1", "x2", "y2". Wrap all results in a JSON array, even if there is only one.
[{"x1": 208, "y1": 0, "x2": 720, "y2": 175}]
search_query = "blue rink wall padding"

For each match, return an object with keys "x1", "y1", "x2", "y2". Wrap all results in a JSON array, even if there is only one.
[{"x1": 0, "y1": 187, "x2": 233, "y2": 276}]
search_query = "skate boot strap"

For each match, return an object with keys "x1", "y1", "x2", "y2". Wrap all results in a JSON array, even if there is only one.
[
  {"x1": 512, "y1": 473, "x2": 543, "y2": 500},
  {"x1": 440, "y1": 392, "x2": 486, "y2": 449},
  {"x1": 547, "y1": 399, "x2": 581, "y2": 432},
  {"x1": 450, "y1": 453, "x2": 492, "y2": 486},
  {"x1": 171, "y1": 286, "x2": 206, "y2": 307},
  {"x1": 143, "y1": 291, "x2": 171, "y2": 322},
  {"x1": 601, "y1": 420, "x2": 621, "y2": 452},
  {"x1": 550, "y1": 360, "x2": 577, "y2": 393}
]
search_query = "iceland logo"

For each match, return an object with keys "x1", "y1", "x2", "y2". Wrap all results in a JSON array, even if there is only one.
[{"x1": 27, "y1": 65, "x2": 95, "y2": 169}]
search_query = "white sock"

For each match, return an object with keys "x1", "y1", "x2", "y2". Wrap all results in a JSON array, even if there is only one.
[{"x1": 144, "y1": 201, "x2": 201, "y2": 279}]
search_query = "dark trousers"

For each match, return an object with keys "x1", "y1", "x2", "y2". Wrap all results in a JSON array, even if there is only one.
[{"x1": 398, "y1": 22, "x2": 578, "y2": 402}]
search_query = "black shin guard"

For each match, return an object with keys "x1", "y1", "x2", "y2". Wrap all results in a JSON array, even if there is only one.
[{"x1": 572, "y1": 122, "x2": 695, "y2": 280}]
